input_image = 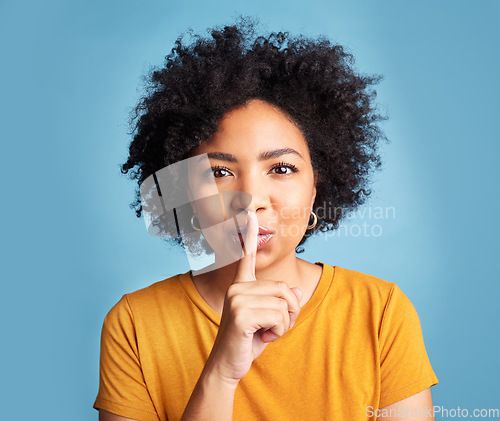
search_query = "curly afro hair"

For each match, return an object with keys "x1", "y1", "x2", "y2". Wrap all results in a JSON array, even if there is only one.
[{"x1": 121, "y1": 16, "x2": 388, "y2": 253}]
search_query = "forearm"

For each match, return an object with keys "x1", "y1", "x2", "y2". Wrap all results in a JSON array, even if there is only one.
[{"x1": 180, "y1": 364, "x2": 238, "y2": 421}]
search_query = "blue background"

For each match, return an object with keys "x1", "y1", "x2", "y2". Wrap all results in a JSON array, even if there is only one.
[{"x1": 1, "y1": 0, "x2": 499, "y2": 419}]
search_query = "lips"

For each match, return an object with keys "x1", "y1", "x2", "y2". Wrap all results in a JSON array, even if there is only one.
[
  {"x1": 236, "y1": 225, "x2": 275, "y2": 237},
  {"x1": 256, "y1": 233, "x2": 273, "y2": 250},
  {"x1": 257, "y1": 226, "x2": 274, "y2": 235},
  {"x1": 231, "y1": 224, "x2": 275, "y2": 250}
]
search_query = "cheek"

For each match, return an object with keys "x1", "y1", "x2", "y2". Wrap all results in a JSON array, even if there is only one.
[
  {"x1": 273, "y1": 188, "x2": 313, "y2": 240},
  {"x1": 194, "y1": 195, "x2": 225, "y2": 227},
  {"x1": 276, "y1": 179, "x2": 314, "y2": 213}
]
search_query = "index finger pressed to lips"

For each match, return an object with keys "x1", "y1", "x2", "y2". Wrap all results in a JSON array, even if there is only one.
[{"x1": 234, "y1": 211, "x2": 258, "y2": 282}]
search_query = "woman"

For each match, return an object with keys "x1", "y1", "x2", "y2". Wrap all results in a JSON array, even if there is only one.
[{"x1": 93, "y1": 17, "x2": 439, "y2": 421}]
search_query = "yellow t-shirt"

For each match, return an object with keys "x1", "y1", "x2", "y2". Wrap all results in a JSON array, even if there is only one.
[{"x1": 93, "y1": 263, "x2": 438, "y2": 420}]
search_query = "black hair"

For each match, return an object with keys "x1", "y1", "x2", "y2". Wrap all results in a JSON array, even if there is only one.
[{"x1": 121, "y1": 16, "x2": 388, "y2": 253}]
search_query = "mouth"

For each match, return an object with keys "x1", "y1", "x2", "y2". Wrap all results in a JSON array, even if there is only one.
[
  {"x1": 237, "y1": 225, "x2": 274, "y2": 236},
  {"x1": 231, "y1": 225, "x2": 275, "y2": 251}
]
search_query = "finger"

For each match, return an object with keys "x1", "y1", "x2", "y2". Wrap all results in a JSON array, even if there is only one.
[
  {"x1": 289, "y1": 287, "x2": 302, "y2": 328},
  {"x1": 261, "y1": 329, "x2": 281, "y2": 343},
  {"x1": 234, "y1": 211, "x2": 258, "y2": 282},
  {"x1": 265, "y1": 281, "x2": 301, "y2": 325},
  {"x1": 229, "y1": 294, "x2": 290, "y2": 313},
  {"x1": 230, "y1": 280, "x2": 301, "y2": 326},
  {"x1": 244, "y1": 308, "x2": 287, "y2": 339},
  {"x1": 290, "y1": 287, "x2": 303, "y2": 305}
]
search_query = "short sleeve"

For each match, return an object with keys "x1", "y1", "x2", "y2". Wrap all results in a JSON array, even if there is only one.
[
  {"x1": 93, "y1": 294, "x2": 160, "y2": 421},
  {"x1": 378, "y1": 284, "x2": 439, "y2": 408}
]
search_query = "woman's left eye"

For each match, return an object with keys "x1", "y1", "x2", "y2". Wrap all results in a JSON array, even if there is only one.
[{"x1": 270, "y1": 163, "x2": 298, "y2": 175}]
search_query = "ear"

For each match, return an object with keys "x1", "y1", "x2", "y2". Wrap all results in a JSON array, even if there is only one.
[{"x1": 310, "y1": 170, "x2": 318, "y2": 208}]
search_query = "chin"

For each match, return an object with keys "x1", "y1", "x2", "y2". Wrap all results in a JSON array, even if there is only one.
[{"x1": 254, "y1": 247, "x2": 283, "y2": 268}]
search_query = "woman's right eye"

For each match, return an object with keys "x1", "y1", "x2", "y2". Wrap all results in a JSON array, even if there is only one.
[{"x1": 211, "y1": 166, "x2": 232, "y2": 178}]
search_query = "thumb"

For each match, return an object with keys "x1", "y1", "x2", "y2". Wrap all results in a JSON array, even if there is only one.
[{"x1": 290, "y1": 287, "x2": 303, "y2": 304}]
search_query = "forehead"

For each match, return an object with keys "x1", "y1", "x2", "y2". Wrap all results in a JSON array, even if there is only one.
[{"x1": 196, "y1": 99, "x2": 311, "y2": 160}]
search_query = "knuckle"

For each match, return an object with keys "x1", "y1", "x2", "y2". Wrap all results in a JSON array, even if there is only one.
[
  {"x1": 277, "y1": 297, "x2": 287, "y2": 309},
  {"x1": 282, "y1": 309, "x2": 289, "y2": 325},
  {"x1": 281, "y1": 307, "x2": 290, "y2": 322},
  {"x1": 274, "y1": 280, "x2": 286, "y2": 289},
  {"x1": 278, "y1": 281, "x2": 291, "y2": 296},
  {"x1": 227, "y1": 294, "x2": 237, "y2": 309},
  {"x1": 290, "y1": 301, "x2": 299, "y2": 313},
  {"x1": 232, "y1": 308, "x2": 248, "y2": 327},
  {"x1": 226, "y1": 284, "x2": 239, "y2": 298},
  {"x1": 228, "y1": 294, "x2": 245, "y2": 311},
  {"x1": 275, "y1": 309, "x2": 286, "y2": 326}
]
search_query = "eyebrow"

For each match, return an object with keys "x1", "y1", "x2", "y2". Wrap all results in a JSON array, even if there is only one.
[{"x1": 202, "y1": 148, "x2": 305, "y2": 163}]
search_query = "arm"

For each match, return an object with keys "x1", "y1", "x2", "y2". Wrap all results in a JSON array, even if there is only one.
[
  {"x1": 378, "y1": 284, "x2": 439, "y2": 408},
  {"x1": 180, "y1": 362, "x2": 238, "y2": 421},
  {"x1": 96, "y1": 341, "x2": 240, "y2": 421},
  {"x1": 95, "y1": 212, "x2": 300, "y2": 420},
  {"x1": 376, "y1": 387, "x2": 435, "y2": 421},
  {"x1": 181, "y1": 211, "x2": 300, "y2": 420},
  {"x1": 93, "y1": 295, "x2": 161, "y2": 420}
]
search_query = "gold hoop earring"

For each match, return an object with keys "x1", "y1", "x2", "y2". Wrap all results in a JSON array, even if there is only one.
[
  {"x1": 190, "y1": 214, "x2": 201, "y2": 231},
  {"x1": 307, "y1": 211, "x2": 317, "y2": 230}
]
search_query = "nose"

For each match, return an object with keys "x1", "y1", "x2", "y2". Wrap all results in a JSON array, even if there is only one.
[{"x1": 228, "y1": 174, "x2": 271, "y2": 215}]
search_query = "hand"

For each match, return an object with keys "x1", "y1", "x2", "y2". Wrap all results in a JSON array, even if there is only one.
[{"x1": 205, "y1": 211, "x2": 303, "y2": 385}]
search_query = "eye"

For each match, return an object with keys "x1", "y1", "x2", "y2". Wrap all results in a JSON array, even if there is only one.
[
  {"x1": 270, "y1": 162, "x2": 299, "y2": 175},
  {"x1": 211, "y1": 165, "x2": 233, "y2": 178}
]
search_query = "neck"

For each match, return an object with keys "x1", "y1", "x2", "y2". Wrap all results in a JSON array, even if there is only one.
[{"x1": 198, "y1": 251, "x2": 306, "y2": 300}]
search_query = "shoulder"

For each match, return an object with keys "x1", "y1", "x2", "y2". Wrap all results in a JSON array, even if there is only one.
[
  {"x1": 105, "y1": 271, "x2": 190, "y2": 322},
  {"x1": 332, "y1": 265, "x2": 396, "y2": 301},
  {"x1": 331, "y1": 265, "x2": 420, "y2": 326},
  {"x1": 321, "y1": 264, "x2": 410, "y2": 321},
  {"x1": 127, "y1": 271, "x2": 187, "y2": 301}
]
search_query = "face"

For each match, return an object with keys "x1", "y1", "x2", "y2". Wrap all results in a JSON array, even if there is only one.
[{"x1": 189, "y1": 99, "x2": 317, "y2": 270}]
